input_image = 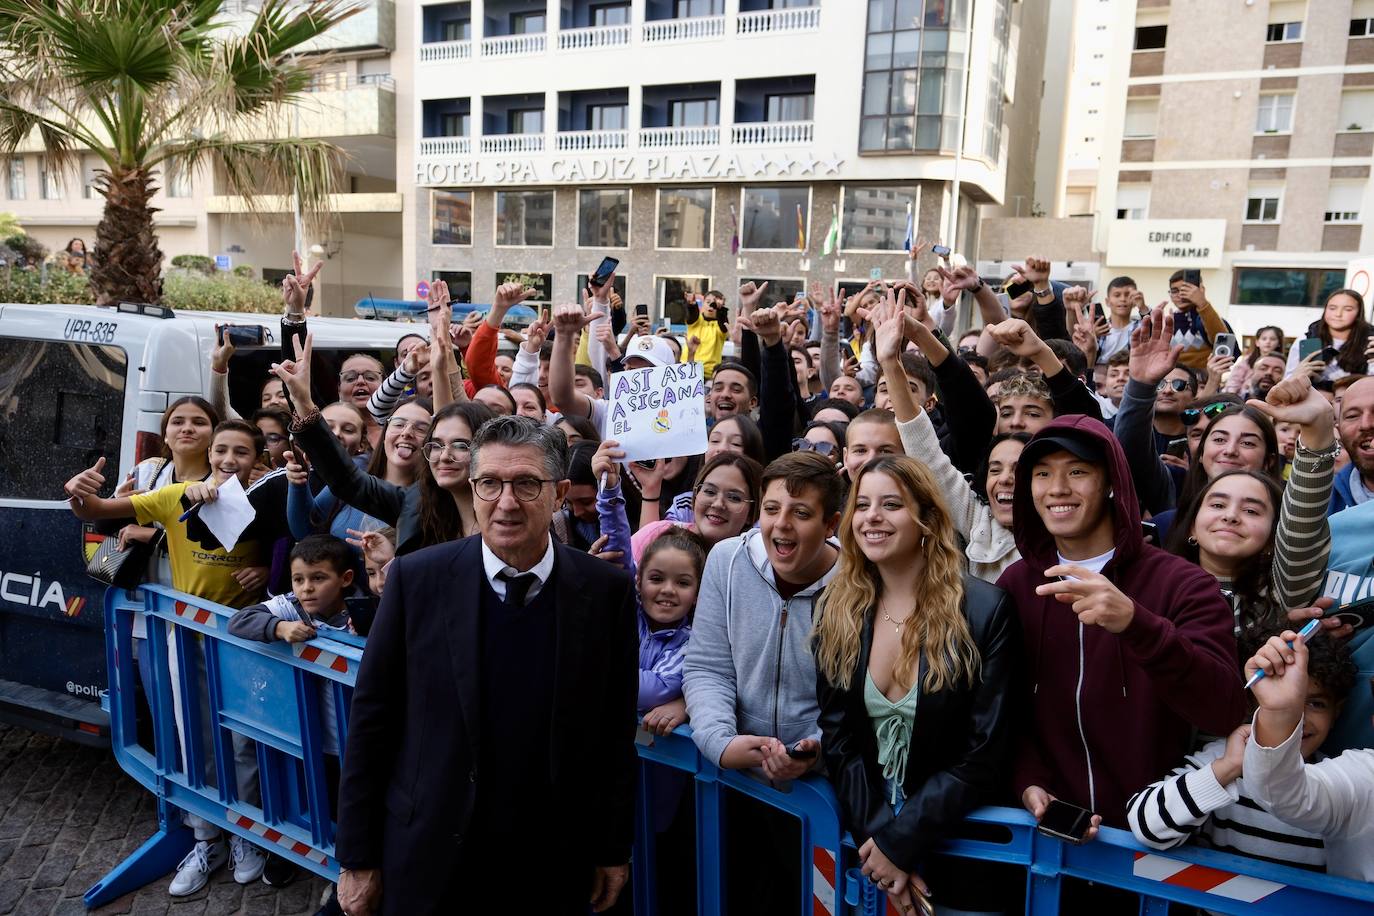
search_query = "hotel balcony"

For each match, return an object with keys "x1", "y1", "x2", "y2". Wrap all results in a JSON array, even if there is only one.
[
  {"x1": 480, "y1": 0, "x2": 547, "y2": 56},
  {"x1": 639, "y1": 82, "x2": 720, "y2": 149},
  {"x1": 420, "y1": 97, "x2": 470, "y2": 156},
  {"x1": 736, "y1": 2, "x2": 820, "y2": 35},
  {"x1": 481, "y1": 93, "x2": 547, "y2": 153},
  {"x1": 251, "y1": 75, "x2": 396, "y2": 141},
  {"x1": 558, "y1": 23, "x2": 631, "y2": 50},
  {"x1": 219, "y1": 0, "x2": 395, "y2": 52},
  {"x1": 733, "y1": 74, "x2": 815, "y2": 145},
  {"x1": 420, "y1": 1, "x2": 471, "y2": 61},
  {"x1": 557, "y1": 89, "x2": 630, "y2": 150}
]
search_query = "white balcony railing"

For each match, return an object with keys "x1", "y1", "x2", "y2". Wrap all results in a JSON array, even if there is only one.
[
  {"x1": 638, "y1": 125, "x2": 720, "y2": 148},
  {"x1": 304, "y1": 72, "x2": 394, "y2": 92},
  {"x1": 419, "y1": 39, "x2": 472, "y2": 62},
  {"x1": 480, "y1": 32, "x2": 546, "y2": 56},
  {"x1": 418, "y1": 136, "x2": 471, "y2": 156},
  {"x1": 556, "y1": 129, "x2": 629, "y2": 151},
  {"x1": 558, "y1": 24, "x2": 631, "y2": 50},
  {"x1": 480, "y1": 133, "x2": 545, "y2": 154},
  {"x1": 736, "y1": 6, "x2": 821, "y2": 35},
  {"x1": 643, "y1": 15, "x2": 724, "y2": 43},
  {"x1": 731, "y1": 120, "x2": 814, "y2": 145}
]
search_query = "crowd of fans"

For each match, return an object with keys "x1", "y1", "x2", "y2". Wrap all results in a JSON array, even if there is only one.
[{"x1": 60, "y1": 243, "x2": 1374, "y2": 914}]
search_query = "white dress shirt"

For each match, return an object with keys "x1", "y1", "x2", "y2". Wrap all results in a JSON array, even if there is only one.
[{"x1": 480, "y1": 537, "x2": 556, "y2": 604}]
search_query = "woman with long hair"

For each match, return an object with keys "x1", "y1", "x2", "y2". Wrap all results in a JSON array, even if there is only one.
[
  {"x1": 630, "y1": 452, "x2": 763, "y2": 565},
  {"x1": 1286, "y1": 289, "x2": 1373, "y2": 382},
  {"x1": 814, "y1": 455, "x2": 1018, "y2": 914},
  {"x1": 1166, "y1": 374, "x2": 1340, "y2": 641}
]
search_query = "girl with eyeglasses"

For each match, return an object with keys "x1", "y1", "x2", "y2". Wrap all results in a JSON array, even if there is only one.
[
  {"x1": 338, "y1": 354, "x2": 387, "y2": 450},
  {"x1": 1165, "y1": 375, "x2": 1343, "y2": 645},
  {"x1": 629, "y1": 452, "x2": 763, "y2": 567},
  {"x1": 273, "y1": 334, "x2": 498, "y2": 554}
]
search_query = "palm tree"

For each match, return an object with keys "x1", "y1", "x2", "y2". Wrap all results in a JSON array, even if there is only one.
[{"x1": 0, "y1": 0, "x2": 359, "y2": 305}]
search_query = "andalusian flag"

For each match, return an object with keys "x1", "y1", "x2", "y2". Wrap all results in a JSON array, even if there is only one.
[
  {"x1": 821, "y1": 204, "x2": 840, "y2": 256},
  {"x1": 796, "y1": 203, "x2": 806, "y2": 251}
]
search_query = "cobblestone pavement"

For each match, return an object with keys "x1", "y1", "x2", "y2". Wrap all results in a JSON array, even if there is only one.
[{"x1": 0, "y1": 725, "x2": 330, "y2": 916}]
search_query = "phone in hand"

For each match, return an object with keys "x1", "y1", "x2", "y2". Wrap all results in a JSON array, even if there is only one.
[
  {"x1": 634, "y1": 303, "x2": 649, "y2": 318},
  {"x1": 1212, "y1": 333, "x2": 1237, "y2": 359},
  {"x1": 1092, "y1": 301, "x2": 1106, "y2": 323},
  {"x1": 1004, "y1": 278, "x2": 1034, "y2": 300},
  {"x1": 786, "y1": 741, "x2": 817, "y2": 760},
  {"x1": 1164, "y1": 438, "x2": 1189, "y2": 460},
  {"x1": 634, "y1": 459, "x2": 658, "y2": 470},
  {"x1": 1298, "y1": 337, "x2": 1324, "y2": 361},
  {"x1": 1325, "y1": 596, "x2": 1374, "y2": 633},
  {"x1": 1037, "y1": 799, "x2": 1095, "y2": 844},
  {"x1": 1141, "y1": 520, "x2": 1159, "y2": 544},
  {"x1": 931, "y1": 244, "x2": 952, "y2": 258},
  {"x1": 216, "y1": 324, "x2": 267, "y2": 347},
  {"x1": 590, "y1": 256, "x2": 619, "y2": 287},
  {"x1": 1180, "y1": 269, "x2": 1202, "y2": 287}
]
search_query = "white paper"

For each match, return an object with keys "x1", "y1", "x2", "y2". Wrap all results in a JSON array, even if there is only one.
[
  {"x1": 605, "y1": 362, "x2": 707, "y2": 462},
  {"x1": 198, "y1": 474, "x2": 255, "y2": 552}
]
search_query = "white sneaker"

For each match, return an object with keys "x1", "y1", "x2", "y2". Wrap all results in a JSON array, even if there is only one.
[
  {"x1": 230, "y1": 835, "x2": 269, "y2": 884},
  {"x1": 169, "y1": 840, "x2": 227, "y2": 897}
]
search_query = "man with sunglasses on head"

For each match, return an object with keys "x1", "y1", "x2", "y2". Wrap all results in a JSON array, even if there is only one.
[{"x1": 335, "y1": 415, "x2": 639, "y2": 916}]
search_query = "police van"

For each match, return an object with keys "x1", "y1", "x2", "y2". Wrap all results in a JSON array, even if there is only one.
[{"x1": 0, "y1": 301, "x2": 414, "y2": 744}]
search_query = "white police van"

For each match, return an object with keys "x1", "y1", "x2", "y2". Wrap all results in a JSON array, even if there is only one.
[{"x1": 0, "y1": 301, "x2": 413, "y2": 744}]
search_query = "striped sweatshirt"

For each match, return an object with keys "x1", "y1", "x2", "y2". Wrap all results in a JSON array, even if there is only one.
[
  {"x1": 1269, "y1": 439, "x2": 1337, "y2": 613},
  {"x1": 1126, "y1": 737, "x2": 1326, "y2": 871}
]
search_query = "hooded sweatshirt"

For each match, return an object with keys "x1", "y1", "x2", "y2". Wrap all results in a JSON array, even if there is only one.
[
  {"x1": 996, "y1": 416, "x2": 1246, "y2": 828},
  {"x1": 683, "y1": 528, "x2": 839, "y2": 773}
]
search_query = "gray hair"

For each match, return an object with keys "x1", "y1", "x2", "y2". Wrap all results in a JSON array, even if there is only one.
[{"x1": 469, "y1": 414, "x2": 569, "y2": 481}]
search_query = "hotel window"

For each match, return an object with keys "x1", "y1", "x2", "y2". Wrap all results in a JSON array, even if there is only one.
[
  {"x1": 495, "y1": 190, "x2": 554, "y2": 246},
  {"x1": 765, "y1": 93, "x2": 814, "y2": 122},
  {"x1": 511, "y1": 11, "x2": 545, "y2": 33},
  {"x1": 1324, "y1": 182, "x2": 1363, "y2": 223},
  {"x1": 840, "y1": 185, "x2": 918, "y2": 251},
  {"x1": 165, "y1": 161, "x2": 192, "y2": 198},
  {"x1": 674, "y1": 0, "x2": 722, "y2": 17},
  {"x1": 432, "y1": 190, "x2": 473, "y2": 245},
  {"x1": 39, "y1": 157, "x2": 60, "y2": 200},
  {"x1": 1133, "y1": 25, "x2": 1166, "y2": 50},
  {"x1": 657, "y1": 187, "x2": 713, "y2": 249},
  {"x1": 6, "y1": 158, "x2": 23, "y2": 200},
  {"x1": 431, "y1": 271, "x2": 472, "y2": 303},
  {"x1": 1256, "y1": 93, "x2": 1294, "y2": 133},
  {"x1": 1245, "y1": 188, "x2": 1282, "y2": 223},
  {"x1": 656, "y1": 276, "x2": 711, "y2": 327},
  {"x1": 1234, "y1": 267, "x2": 1344, "y2": 306},
  {"x1": 670, "y1": 98, "x2": 718, "y2": 127},
  {"x1": 1266, "y1": 21, "x2": 1302, "y2": 41},
  {"x1": 509, "y1": 109, "x2": 544, "y2": 135},
  {"x1": 587, "y1": 103, "x2": 627, "y2": 131},
  {"x1": 1338, "y1": 89, "x2": 1374, "y2": 130},
  {"x1": 591, "y1": 3, "x2": 630, "y2": 25},
  {"x1": 741, "y1": 186, "x2": 809, "y2": 250},
  {"x1": 441, "y1": 112, "x2": 470, "y2": 136},
  {"x1": 441, "y1": 16, "x2": 471, "y2": 40},
  {"x1": 1115, "y1": 186, "x2": 1150, "y2": 220},
  {"x1": 577, "y1": 188, "x2": 630, "y2": 248},
  {"x1": 739, "y1": 277, "x2": 805, "y2": 310}
]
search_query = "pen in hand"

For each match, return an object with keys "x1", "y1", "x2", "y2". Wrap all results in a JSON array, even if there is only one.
[{"x1": 1243, "y1": 617, "x2": 1322, "y2": 690}]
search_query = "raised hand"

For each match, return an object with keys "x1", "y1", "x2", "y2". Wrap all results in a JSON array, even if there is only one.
[
  {"x1": 65, "y1": 456, "x2": 107, "y2": 501},
  {"x1": 1245, "y1": 631, "x2": 1309, "y2": 712},
  {"x1": 211, "y1": 328, "x2": 235, "y2": 374},
  {"x1": 493, "y1": 282, "x2": 538, "y2": 316},
  {"x1": 1010, "y1": 256, "x2": 1050, "y2": 287},
  {"x1": 736, "y1": 304, "x2": 784, "y2": 347},
  {"x1": 1035, "y1": 565, "x2": 1136, "y2": 633},
  {"x1": 586, "y1": 271, "x2": 617, "y2": 304},
  {"x1": 591, "y1": 439, "x2": 625, "y2": 489},
  {"x1": 738, "y1": 280, "x2": 769, "y2": 313},
  {"x1": 987, "y1": 318, "x2": 1045, "y2": 358},
  {"x1": 522, "y1": 308, "x2": 550, "y2": 353},
  {"x1": 401, "y1": 340, "x2": 431, "y2": 375},
  {"x1": 552, "y1": 304, "x2": 598, "y2": 336},
  {"x1": 819, "y1": 293, "x2": 841, "y2": 336},
  {"x1": 874, "y1": 308, "x2": 906, "y2": 365},
  {"x1": 686, "y1": 334, "x2": 701, "y2": 363},
  {"x1": 1128, "y1": 308, "x2": 1183, "y2": 386},
  {"x1": 283, "y1": 250, "x2": 323, "y2": 319},
  {"x1": 270, "y1": 332, "x2": 316, "y2": 415},
  {"x1": 113, "y1": 471, "x2": 142, "y2": 499},
  {"x1": 1248, "y1": 373, "x2": 1335, "y2": 448},
  {"x1": 937, "y1": 264, "x2": 981, "y2": 304},
  {"x1": 283, "y1": 450, "x2": 309, "y2": 486},
  {"x1": 594, "y1": 320, "x2": 621, "y2": 361}
]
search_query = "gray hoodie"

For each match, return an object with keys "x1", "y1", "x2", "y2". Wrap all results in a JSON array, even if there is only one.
[{"x1": 683, "y1": 528, "x2": 839, "y2": 771}]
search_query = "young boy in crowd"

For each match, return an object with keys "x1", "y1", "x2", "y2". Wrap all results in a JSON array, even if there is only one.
[
  {"x1": 1127, "y1": 634, "x2": 1357, "y2": 870},
  {"x1": 841, "y1": 408, "x2": 904, "y2": 482},
  {"x1": 1095, "y1": 276, "x2": 1141, "y2": 366},
  {"x1": 229, "y1": 534, "x2": 356, "y2": 916},
  {"x1": 1244, "y1": 633, "x2": 1374, "y2": 881},
  {"x1": 683, "y1": 451, "x2": 843, "y2": 914}
]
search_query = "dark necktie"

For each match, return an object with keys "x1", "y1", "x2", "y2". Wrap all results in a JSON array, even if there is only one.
[{"x1": 497, "y1": 571, "x2": 538, "y2": 607}]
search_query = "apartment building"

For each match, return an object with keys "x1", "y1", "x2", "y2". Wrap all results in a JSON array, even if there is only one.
[
  {"x1": 405, "y1": 0, "x2": 1050, "y2": 322},
  {"x1": 1093, "y1": 0, "x2": 1374, "y2": 333},
  {"x1": 1, "y1": 1, "x2": 408, "y2": 315}
]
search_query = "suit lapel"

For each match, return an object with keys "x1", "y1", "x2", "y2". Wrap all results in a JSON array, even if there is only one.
[
  {"x1": 550, "y1": 544, "x2": 590, "y2": 781},
  {"x1": 445, "y1": 536, "x2": 484, "y2": 770}
]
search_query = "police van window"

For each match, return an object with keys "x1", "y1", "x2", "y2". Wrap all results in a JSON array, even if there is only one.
[
  {"x1": 0, "y1": 338, "x2": 126, "y2": 500},
  {"x1": 225, "y1": 346, "x2": 391, "y2": 418}
]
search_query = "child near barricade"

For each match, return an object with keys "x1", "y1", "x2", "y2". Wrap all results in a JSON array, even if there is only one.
[
  {"x1": 1127, "y1": 631, "x2": 1357, "y2": 873},
  {"x1": 592, "y1": 439, "x2": 704, "y2": 916},
  {"x1": 228, "y1": 534, "x2": 358, "y2": 915}
]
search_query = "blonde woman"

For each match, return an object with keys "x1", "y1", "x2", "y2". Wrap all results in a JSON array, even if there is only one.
[{"x1": 815, "y1": 455, "x2": 1019, "y2": 915}]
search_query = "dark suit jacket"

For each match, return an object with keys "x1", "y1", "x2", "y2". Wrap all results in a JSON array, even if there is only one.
[
  {"x1": 334, "y1": 534, "x2": 639, "y2": 912},
  {"x1": 817, "y1": 575, "x2": 1020, "y2": 874}
]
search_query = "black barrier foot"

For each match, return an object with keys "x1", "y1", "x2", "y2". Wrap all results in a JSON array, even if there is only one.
[{"x1": 84, "y1": 798, "x2": 194, "y2": 908}]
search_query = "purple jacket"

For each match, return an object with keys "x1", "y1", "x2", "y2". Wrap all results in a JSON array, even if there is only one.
[{"x1": 599, "y1": 481, "x2": 693, "y2": 713}]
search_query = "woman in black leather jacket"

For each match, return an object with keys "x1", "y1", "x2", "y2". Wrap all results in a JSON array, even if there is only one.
[{"x1": 814, "y1": 455, "x2": 1019, "y2": 915}]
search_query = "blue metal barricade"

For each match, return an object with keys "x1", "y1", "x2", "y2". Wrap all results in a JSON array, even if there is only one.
[{"x1": 88, "y1": 583, "x2": 1374, "y2": 915}]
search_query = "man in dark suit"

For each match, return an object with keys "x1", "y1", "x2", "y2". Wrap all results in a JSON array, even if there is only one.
[{"x1": 335, "y1": 415, "x2": 638, "y2": 915}]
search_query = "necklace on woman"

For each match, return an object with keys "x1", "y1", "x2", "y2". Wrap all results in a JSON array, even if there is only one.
[{"x1": 880, "y1": 598, "x2": 913, "y2": 633}]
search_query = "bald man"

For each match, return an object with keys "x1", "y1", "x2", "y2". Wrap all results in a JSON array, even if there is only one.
[{"x1": 1332, "y1": 375, "x2": 1374, "y2": 514}]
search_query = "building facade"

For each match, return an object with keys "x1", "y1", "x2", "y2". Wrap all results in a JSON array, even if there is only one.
[
  {"x1": 405, "y1": 0, "x2": 1049, "y2": 322},
  {"x1": 2, "y1": 1, "x2": 409, "y2": 315},
  {"x1": 1091, "y1": 0, "x2": 1374, "y2": 333}
]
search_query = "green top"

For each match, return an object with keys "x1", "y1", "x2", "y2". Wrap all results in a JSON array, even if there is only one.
[{"x1": 864, "y1": 670, "x2": 919, "y2": 807}]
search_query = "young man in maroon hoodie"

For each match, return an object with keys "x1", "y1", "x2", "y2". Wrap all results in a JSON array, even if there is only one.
[{"x1": 996, "y1": 416, "x2": 1246, "y2": 839}]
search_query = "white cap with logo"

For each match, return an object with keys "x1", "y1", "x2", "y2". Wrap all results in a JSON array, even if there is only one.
[{"x1": 624, "y1": 334, "x2": 677, "y2": 369}]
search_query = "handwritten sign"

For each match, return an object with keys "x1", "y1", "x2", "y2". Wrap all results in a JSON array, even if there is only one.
[{"x1": 606, "y1": 362, "x2": 707, "y2": 462}]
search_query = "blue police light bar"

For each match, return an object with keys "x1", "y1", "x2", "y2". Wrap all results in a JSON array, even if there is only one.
[{"x1": 352, "y1": 298, "x2": 538, "y2": 326}]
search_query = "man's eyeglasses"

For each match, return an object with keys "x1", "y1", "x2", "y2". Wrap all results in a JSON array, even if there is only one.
[
  {"x1": 1182, "y1": 402, "x2": 1231, "y2": 427},
  {"x1": 1156, "y1": 378, "x2": 1190, "y2": 393},
  {"x1": 471, "y1": 477, "x2": 553, "y2": 502},
  {"x1": 422, "y1": 439, "x2": 470, "y2": 461},
  {"x1": 263, "y1": 433, "x2": 288, "y2": 446},
  {"x1": 695, "y1": 482, "x2": 753, "y2": 507},
  {"x1": 792, "y1": 438, "x2": 838, "y2": 456},
  {"x1": 341, "y1": 370, "x2": 383, "y2": 384}
]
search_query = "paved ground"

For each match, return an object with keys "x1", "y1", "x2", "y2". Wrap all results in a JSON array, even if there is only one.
[{"x1": 0, "y1": 725, "x2": 330, "y2": 916}]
